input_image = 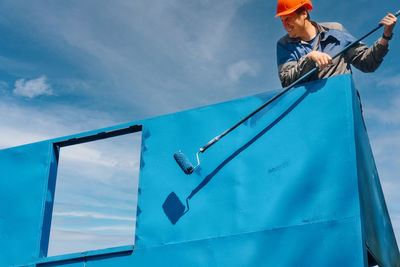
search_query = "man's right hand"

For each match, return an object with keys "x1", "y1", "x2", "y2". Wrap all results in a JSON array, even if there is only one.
[{"x1": 307, "y1": 51, "x2": 333, "y2": 70}]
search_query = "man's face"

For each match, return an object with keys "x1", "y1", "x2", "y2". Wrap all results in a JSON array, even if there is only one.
[{"x1": 280, "y1": 11, "x2": 307, "y2": 38}]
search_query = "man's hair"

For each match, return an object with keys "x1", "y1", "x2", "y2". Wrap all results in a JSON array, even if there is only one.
[{"x1": 296, "y1": 6, "x2": 311, "y2": 20}]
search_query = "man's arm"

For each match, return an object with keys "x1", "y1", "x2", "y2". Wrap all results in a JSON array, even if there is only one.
[
  {"x1": 345, "y1": 13, "x2": 396, "y2": 73},
  {"x1": 278, "y1": 55, "x2": 315, "y2": 87},
  {"x1": 278, "y1": 50, "x2": 335, "y2": 87},
  {"x1": 345, "y1": 41, "x2": 388, "y2": 73}
]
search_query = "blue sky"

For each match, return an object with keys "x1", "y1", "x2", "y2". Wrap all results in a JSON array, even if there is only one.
[{"x1": 0, "y1": 0, "x2": 399, "y2": 256}]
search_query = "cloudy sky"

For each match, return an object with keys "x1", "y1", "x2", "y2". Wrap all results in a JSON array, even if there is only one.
[{"x1": 0, "y1": 0, "x2": 399, "y2": 256}]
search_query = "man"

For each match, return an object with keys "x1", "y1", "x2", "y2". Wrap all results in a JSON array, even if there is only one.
[{"x1": 276, "y1": 0, "x2": 397, "y2": 87}]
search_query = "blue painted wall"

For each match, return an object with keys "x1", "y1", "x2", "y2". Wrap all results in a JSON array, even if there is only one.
[
  {"x1": 0, "y1": 141, "x2": 57, "y2": 266},
  {"x1": 0, "y1": 74, "x2": 398, "y2": 266},
  {"x1": 352, "y1": 78, "x2": 400, "y2": 266}
]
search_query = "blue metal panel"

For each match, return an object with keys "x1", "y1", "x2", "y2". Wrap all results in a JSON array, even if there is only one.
[
  {"x1": 39, "y1": 145, "x2": 59, "y2": 257},
  {"x1": 33, "y1": 245, "x2": 133, "y2": 266},
  {"x1": 37, "y1": 217, "x2": 363, "y2": 266},
  {"x1": 1, "y1": 74, "x2": 398, "y2": 266},
  {"x1": 352, "y1": 80, "x2": 400, "y2": 265},
  {"x1": 136, "y1": 74, "x2": 361, "y2": 250},
  {"x1": 0, "y1": 141, "x2": 55, "y2": 266}
]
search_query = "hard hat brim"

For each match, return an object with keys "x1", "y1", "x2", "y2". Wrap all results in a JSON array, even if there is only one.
[{"x1": 275, "y1": 3, "x2": 313, "y2": 17}]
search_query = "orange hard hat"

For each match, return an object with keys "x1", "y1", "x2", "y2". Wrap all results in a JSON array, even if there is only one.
[{"x1": 276, "y1": 0, "x2": 313, "y2": 17}]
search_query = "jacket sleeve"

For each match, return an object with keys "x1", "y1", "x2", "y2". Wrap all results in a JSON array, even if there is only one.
[
  {"x1": 345, "y1": 40, "x2": 389, "y2": 73},
  {"x1": 277, "y1": 42, "x2": 316, "y2": 87}
]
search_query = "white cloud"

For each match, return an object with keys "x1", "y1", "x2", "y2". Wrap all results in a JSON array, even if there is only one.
[
  {"x1": 48, "y1": 229, "x2": 134, "y2": 256},
  {"x1": 377, "y1": 74, "x2": 400, "y2": 88},
  {"x1": 85, "y1": 225, "x2": 134, "y2": 232},
  {"x1": 0, "y1": 125, "x2": 49, "y2": 150},
  {"x1": 51, "y1": 229, "x2": 102, "y2": 242},
  {"x1": 370, "y1": 132, "x2": 400, "y2": 161},
  {"x1": 227, "y1": 60, "x2": 259, "y2": 83},
  {"x1": 60, "y1": 143, "x2": 140, "y2": 170},
  {"x1": 0, "y1": 103, "x2": 61, "y2": 149},
  {"x1": 1, "y1": 0, "x2": 266, "y2": 115},
  {"x1": 13, "y1": 75, "x2": 53, "y2": 98},
  {"x1": 364, "y1": 96, "x2": 400, "y2": 124},
  {"x1": 0, "y1": 98, "x2": 116, "y2": 149},
  {"x1": 53, "y1": 211, "x2": 135, "y2": 222}
]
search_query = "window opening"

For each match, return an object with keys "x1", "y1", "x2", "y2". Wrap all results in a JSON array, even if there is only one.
[{"x1": 47, "y1": 128, "x2": 141, "y2": 256}]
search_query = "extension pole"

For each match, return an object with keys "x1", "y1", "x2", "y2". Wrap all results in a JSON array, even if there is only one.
[{"x1": 201, "y1": 10, "x2": 400, "y2": 153}]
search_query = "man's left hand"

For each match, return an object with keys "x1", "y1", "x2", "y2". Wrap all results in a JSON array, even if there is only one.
[{"x1": 380, "y1": 12, "x2": 397, "y2": 38}]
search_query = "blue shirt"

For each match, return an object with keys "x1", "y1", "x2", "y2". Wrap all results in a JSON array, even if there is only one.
[{"x1": 277, "y1": 22, "x2": 357, "y2": 67}]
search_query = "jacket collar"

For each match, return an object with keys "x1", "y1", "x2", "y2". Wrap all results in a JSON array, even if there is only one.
[{"x1": 286, "y1": 21, "x2": 339, "y2": 44}]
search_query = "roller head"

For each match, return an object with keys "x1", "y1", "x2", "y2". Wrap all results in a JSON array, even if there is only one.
[{"x1": 174, "y1": 150, "x2": 194, "y2": 174}]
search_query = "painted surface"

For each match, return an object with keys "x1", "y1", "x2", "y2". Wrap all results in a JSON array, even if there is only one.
[
  {"x1": 136, "y1": 75, "x2": 360, "y2": 250},
  {"x1": 352, "y1": 79, "x2": 400, "y2": 266},
  {"x1": 39, "y1": 218, "x2": 363, "y2": 267},
  {"x1": 0, "y1": 141, "x2": 56, "y2": 266},
  {"x1": 0, "y1": 74, "x2": 398, "y2": 266}
]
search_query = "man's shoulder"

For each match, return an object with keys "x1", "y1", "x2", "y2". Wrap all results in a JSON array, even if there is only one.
[
  {"x1": 319, "y1": 22, "x2": 343, "y2": 31},
  {"x1": 277, "y1": 35, "x2": 291, "y2": 46}
]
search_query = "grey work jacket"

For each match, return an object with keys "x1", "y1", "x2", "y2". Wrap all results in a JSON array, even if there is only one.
[{"x1": 276, "y1": 22, "x2": 389, "y2": 87}]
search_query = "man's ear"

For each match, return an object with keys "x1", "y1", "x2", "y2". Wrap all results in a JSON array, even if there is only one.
[
  {"x1": 301, "y1": 10, "x2": 309, "y2": 20},
  {"x1": 296, "y1": 7, "x2": 310, "y2": 20}
]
